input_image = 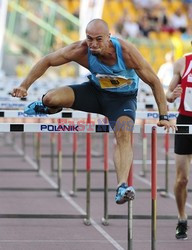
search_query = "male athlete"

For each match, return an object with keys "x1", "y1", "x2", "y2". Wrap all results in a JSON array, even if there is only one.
[{"x1": 12, "y1": 19, "x2": 174, "y2": 204}]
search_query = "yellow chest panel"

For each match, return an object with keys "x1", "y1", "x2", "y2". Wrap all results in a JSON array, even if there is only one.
[{"x1": 96, "y1": 75, "x2": 132, "y2": 89}]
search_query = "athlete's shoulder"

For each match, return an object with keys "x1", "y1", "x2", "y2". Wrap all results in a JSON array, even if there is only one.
[
  {"x1": 66, "y1": 40, "x2": 88, "y2": 54},
  {"x1": 116, "y1": 37, "x2": 139, "y2": 54},
  {"x1": 62, "y1": 40, "x2": 88, "y2": 61}
]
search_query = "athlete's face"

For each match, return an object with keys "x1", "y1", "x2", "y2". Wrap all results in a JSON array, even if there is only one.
[
  {"x1": 86, "y1": 22, "x2": 110, "y2": 55},
  {"x1": 86, "y1": 33, "x2": 110, "y2": 55}
]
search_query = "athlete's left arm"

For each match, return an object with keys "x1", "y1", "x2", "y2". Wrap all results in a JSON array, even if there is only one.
[{"x1": 120, "y1": 39, "x2": 174, "y2": 129}]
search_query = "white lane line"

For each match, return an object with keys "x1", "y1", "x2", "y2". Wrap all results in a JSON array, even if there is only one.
[{"x1": 14, "y1": 147, "x2": 124, "y2": 250}]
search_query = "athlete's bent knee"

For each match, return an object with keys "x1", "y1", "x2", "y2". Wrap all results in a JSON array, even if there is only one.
[{"x1": 42, "y1": 92, "x2": 55, "y2": 107}]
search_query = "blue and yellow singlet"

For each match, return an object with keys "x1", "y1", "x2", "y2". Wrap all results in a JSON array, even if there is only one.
[{"x1": 88, "y1": 36, "x2": 139, "y2": 94}]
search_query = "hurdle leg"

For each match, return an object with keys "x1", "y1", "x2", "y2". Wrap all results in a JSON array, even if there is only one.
[
  {"x1": 35, "y1": 133, "x2": 41, "y2": 174},
  {"x1": 70, "y1": 133, "x2": 78, "y2": 197},
  {"x1": 151, "y1": 127, "x2": 157, "y2": 250},
  {"x1": 128, "y1": 200, "x2": 133, "y2": 250},
  {"x1": 21, "y1": 118, "x2": 26, "y2": 159},
  {"x1": 140, "y1": 119, "x2": 147, "y2": 177},
  {"x1": 128, "y1": 151, "x2": 133, "y2": 250},
  {"x1": 160, "y1": 133, "x2": 170, "y2": 198},
  {"x1": 84, "y1": 114, "x2": 91, "y2": 226},
  {"x1": 57, "y1": 132, "x2": 62, "y2": 197},
  {"x1": 21, "y1": 133, "x2": 26, "y2": 159},
  {"x1": 102, "y1": 131, "x2": 109, "y2": 226},
  {"x1": 50, "y1": 133, "x2": 55, "y2": 176}
]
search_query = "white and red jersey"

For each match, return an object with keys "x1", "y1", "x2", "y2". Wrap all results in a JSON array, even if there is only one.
[{"x1": 179, "y1": 53, "x2": 192, "y2": 117}]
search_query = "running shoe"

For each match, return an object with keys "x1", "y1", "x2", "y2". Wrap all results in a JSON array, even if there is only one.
[
  {"x1": 175, "y1": 220, "x2": 188, "y2": 240},
  {"x1": 24, "y1": 101, "x2": 49, "y2": 115},
  {"x1": 115, "y1": 183, "x2": 135, "y2": 204}
]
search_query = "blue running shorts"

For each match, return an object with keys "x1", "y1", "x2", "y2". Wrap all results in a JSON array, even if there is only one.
[{"x1": 69, "y1": 81, "x2": 137, "y2": 128}]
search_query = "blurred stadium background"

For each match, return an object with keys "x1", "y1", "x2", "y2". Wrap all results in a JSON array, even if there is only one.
[{"x1": 0, "y1": 0, "x2": 192, "y2": 80}]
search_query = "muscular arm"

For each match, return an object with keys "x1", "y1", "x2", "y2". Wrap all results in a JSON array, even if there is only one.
[
  {"x1": 166, "y1": 58, "x2": 183, "y2": 103},
  {"x1": 120, "y1": 40, "x2": 168, "y2": 116},
  {"x1": 12, "y1": 41, "x2": 88, "y2": 97}
]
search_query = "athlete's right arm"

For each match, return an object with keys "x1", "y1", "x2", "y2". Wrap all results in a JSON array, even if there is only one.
[
  {"x1": 11, "y1": 41, "x2": 87, "y2": 98},
  {"x1": 166, "y1": 58, "x2": 183, "y2": 103}
]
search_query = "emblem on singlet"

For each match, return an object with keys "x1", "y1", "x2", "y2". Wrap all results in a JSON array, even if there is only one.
[{"x1": 95, "y1": 74, "x2": 132, "y2": 89}]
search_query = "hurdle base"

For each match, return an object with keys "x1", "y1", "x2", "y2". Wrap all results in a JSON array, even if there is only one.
[
  {"x1": 69, "y1": 190, "x2": 77, "y2": 197},
  {"x1": 83, "y1": 218, "x2": 91, "y2": 226},
  {"x1": 57, "y1": 192, "x2": 63, "y2": 198},
  {"x1": 160, "y1": 191, "x2": 170, "y2": 198},
  {"x1": 139, "y1": 171, "x2": 146, "y2": 177},
  {"x1": 101, "y1": 217, "x2": 109, "y2": 226}
]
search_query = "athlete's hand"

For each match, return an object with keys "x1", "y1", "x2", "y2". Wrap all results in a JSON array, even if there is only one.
[
  {"x1": 172, "y1": 84, "x2": 182, "y2": 100},
  {"x1": 11, "y1": 86, "x2": 28, "y2": 98},
  {"x1": 157, "y1": 120, "x2": 176, "y2": 133}
]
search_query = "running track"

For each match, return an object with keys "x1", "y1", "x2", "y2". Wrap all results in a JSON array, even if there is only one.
[{"x1": 0, "y1": 129, "x2": 192, "y2": 250}]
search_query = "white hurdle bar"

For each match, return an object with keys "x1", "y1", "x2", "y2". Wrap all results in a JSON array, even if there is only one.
[
  {"x1": 0, "y1": 100, "x2": 176, "y2": 111},
  {"x1": 0, "y1": 123, "x2": 141, "y2": 133},
  {"x1": 145, "y1": 124, "x2": 192, "y2": 134},
  {"x1": 0, "y1": 110, "x2": 178, "y2": 119},
  {"x1": 0, "y1": 123, "x2": 191, "y2": 134}
]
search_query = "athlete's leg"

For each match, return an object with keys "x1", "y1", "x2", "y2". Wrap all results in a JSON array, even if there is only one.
[
  {"x1": 113, "y1": 115, "x2": 134, "y2": 185},
  {"x1": 26, "y1": 82, "x2": 102, "y2": 115},
  {"x1": 101, "y1": 92, "x2": 136, "y2": 203},
  {"x1": 42, "y1": 86, "x2": 75, "y2": 113},
  {"x1": 174, "y1": 154, "x2": 191, "y2": 219},
  {"x1": 112, "y1": 115, "x2": 135, "y2": 204}
]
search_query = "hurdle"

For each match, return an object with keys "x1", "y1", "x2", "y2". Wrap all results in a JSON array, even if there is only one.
[
  {"x1": 0, "y1": 110, "x2": 179, "y2": 196},
  {"x1": 106, "y1": 124, "x2": 192, "y2": 250},
  {"x1": 0, "y1": 122, "x2": 142, "y2": 250},
  {"x1": 0, "y1": 110, "x2": 106, "y2": 173},
  {"x1": 0, "y1": 113, "x2": 109, "y2": 202},
  {"x1": 0, "y1": 122, "x2": 160, "y2": 250},
  {"x1": 137, "y1": 111, "x2": 177, "y2": 196},
  {"x1": 105, "y1": 124, "x2": 192, "y2": 223},
  {"x1": 0, "y1": 122, "x2": 127, "y2": 225},
  {"x1": 0, "y1": 109, "x2": 179, "y2": 119},
  {"x1": 2, "y1": 122, "x2": 191, "y2": 250},
  {"x1": 0, "y1": 109, "x2": 179, "y2": 197}
]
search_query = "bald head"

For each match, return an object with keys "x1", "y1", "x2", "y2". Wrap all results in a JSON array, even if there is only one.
[{"x1": 86, "y1": 19, "x2": 109, "y2": 35}]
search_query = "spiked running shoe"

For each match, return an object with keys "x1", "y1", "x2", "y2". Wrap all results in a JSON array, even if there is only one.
[
  {"x1": 115, "y1": 183, "x2": 135, "y2": 204},
  {"x1": 175, "y1": 220, "x2": 188, "y2": 240},
  {"x1": 24, "y1": 101, "x2": 49, "y2": 115}
]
